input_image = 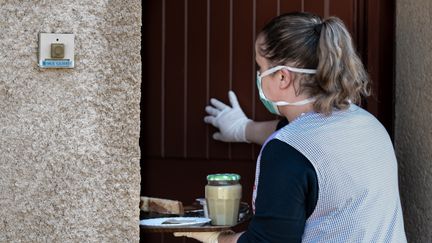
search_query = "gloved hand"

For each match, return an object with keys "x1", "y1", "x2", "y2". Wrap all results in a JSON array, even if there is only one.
[
  {"x1": 204, "y1": 91, "x2": 251, "y2": 143},
  {"x1": 174, "y1": 231, "x2": 234, "y2": 243}
]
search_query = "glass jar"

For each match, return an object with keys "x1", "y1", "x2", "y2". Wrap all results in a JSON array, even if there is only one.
[{"x1": 205, "y1": 173, "x2": 242, "y2": 226}]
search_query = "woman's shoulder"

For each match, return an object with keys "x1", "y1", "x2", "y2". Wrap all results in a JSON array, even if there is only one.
[{"x1": 261, "y1": 138, "x2": 316, "y2": 173}]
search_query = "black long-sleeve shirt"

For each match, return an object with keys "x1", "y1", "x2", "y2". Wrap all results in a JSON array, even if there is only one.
[{"x1": 238, "y1": 119, "x2": 319, "y2": 243}]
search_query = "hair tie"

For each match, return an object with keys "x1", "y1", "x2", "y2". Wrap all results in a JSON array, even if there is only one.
[{"x1": 314, "y1": 23, "x2": 323, "y2": 35}]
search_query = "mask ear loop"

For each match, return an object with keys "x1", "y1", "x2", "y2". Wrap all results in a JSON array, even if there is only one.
[
  {"x1": 260, "y1": 65, "x2": 317, "y2": 78},
  {"x1": 284, "y1": 66, "x2": 317, "y2": 74}
]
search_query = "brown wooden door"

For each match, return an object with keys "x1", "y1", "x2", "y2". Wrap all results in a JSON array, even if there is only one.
[{"x1": 141, "y1": 0, "x2": 394, "y2": 242}]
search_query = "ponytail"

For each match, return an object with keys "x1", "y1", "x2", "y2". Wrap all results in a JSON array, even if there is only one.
[{"x1": 314, "y1": 17, "x2": 370, "y2": 115}]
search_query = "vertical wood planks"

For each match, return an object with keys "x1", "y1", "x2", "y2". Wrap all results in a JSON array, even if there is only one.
[
  {"x1": 280, "y1": 0, "x2": 303, "y2": 14},
  {"x1": 365, "y1": 0, "x2": 395, "y2": 136},
  {"x1": 304, "y1": 0, "x2": 325, "y2": 17},
  {"x1": 143, "y1": 0, "x2": 374, "y2": 160},
  {"x1": 254, "y1": 0, "x2": 279, "y2": 122},
  {"x1": 329, "y1": 0, "x2": 355, "y2": 34},
  {"x1": 208, "y1": 0, "x2": 231, "y2": 159},
  {"x1": 366, "y1": 0, "x2": 379, "y2": 117},
  {"x1": 142, "y1": 0, "x2": 162, "y2": 158},
  {"x1": 186, "y1": 0, "x2": 209, "y2": 158},
  {"x1": 231, "y1": 0, "x2": 255, "y2": 160},
  {"x1": 353, "y1": 0, "x2": 367, "y2": 61},
  {"x1": 164, "y1": 0, "x2": 186, "y2": 158}
]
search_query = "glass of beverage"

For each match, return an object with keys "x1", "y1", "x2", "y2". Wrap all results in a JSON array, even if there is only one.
[{"x1": 205, "y1": 173, "x2": 242, "y2": 226}]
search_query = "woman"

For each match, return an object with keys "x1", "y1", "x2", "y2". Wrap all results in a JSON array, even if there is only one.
[{"x1": 175, "y1": 12, "x2": 406, "y2": 242}]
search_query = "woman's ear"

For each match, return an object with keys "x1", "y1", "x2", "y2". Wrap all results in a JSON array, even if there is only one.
[{"x1": 279, "y1": 69, "x2": 292, "y2": 89}]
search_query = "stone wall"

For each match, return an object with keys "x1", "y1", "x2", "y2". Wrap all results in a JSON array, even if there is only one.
[
  {"x1": 0, "y1": 1, "x2": 141, "y2": 241},
  {"x1": 395, "y1": 0, "x2": 432, "y2": 241}
]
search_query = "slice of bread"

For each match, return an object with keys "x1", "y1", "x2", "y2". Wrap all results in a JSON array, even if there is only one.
[{"x1": 140, "y1": 196, "x2": 184, "y2": 215}]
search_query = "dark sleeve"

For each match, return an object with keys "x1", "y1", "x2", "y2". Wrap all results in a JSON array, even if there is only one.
[
  {"x1": 238, "y1": 139, "x2": 318, "y2": 243},
  {"x1": 276, "y1": 118, "x2": 289, "y2": 131}
]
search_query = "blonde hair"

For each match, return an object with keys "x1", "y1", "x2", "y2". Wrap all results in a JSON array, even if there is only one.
[{"x1": 258, "y1": 12, "x2": 370, "y2": 115}]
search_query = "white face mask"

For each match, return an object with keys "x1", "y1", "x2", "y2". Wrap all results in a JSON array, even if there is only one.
[{"x1": 256, "y1": 65, "x2": 317, "y2": 115}]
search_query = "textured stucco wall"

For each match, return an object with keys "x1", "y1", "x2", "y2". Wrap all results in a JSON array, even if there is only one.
[
  {"x1": 395, "y1": 0, "x2": 432, "y2": 242},
  {"x1": 0, "y1": 1, "x2": 141, "y2": 242}
]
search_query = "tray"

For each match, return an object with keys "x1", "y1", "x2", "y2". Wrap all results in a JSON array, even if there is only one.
[
  {"x1": 140, "y1": 214, "x2": 251, "y2": 233},
  {"x1": 140, "y1": 203, "x2": 251, "y2": 233}
]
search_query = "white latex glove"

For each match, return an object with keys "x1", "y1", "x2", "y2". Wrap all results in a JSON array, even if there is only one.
[
  {"x1": 204, "y1": 91, "x2": 251, "y2": 143},
  {"x1": 174, "y1": 231, "x2": 234, "y2": 243}
]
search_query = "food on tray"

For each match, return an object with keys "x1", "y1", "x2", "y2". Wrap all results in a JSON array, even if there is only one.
[
  {"x1": 140, "y1": 196, "x2": 184, "y2": 215},
  {"x1": 161, "y1": 219, "x2": 197, "y2": 224}
]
